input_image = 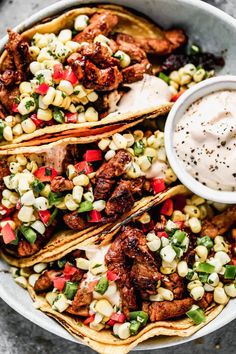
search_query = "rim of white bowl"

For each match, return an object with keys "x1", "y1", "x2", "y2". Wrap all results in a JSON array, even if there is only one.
[
  {"x1": 0, "y1": 0, "x2": 236, "y2": 351},
  {"x1": 165, "y1": 75, "x2": 236, "y2": 204}
]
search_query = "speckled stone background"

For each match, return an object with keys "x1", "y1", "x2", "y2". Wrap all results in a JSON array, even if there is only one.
[{"x1": 0, "y1": 0, "x2": 236, "y2": 353}]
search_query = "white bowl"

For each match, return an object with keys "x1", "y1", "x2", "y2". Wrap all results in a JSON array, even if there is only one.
[
  {"x1": 165, "y1": 75, "x2": 236, "y2": 204},
  {"x1": 1, "y1": 0, "x2": 236, "y2": 351}
]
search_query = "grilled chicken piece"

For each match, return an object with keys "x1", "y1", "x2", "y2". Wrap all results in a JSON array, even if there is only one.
[
  {"x1": 96, "y1": 150, "x2": 132, "y2": 179},
  {"x1": 0, "y1": 69, "x2": 21, "y2": 86},
  {"x1": 4, "y1": 30, "x2": 31, "y2": 81},
  {"x1": 51, "y1": 176, "x2": 74, "y2": 193},
  {"x1": 83, "y1": 60, "x2": 122, "y2": 91},
  {"x1": 122, "y1": 59, "x2": 151, "y2": 83},
  {"x1": 73, "y1": 11, "x2": 118, "y2": 43},
  {"x1": 162, "y1": 273, "x2": 185, "y2": 299},
  {"x1": 67, "y1": 52, "x2": 85, "y2": 81},
  {"x1": 79, "y1": 42, "x2": 120, "y2": 68},
  {"x1": 0, "y1": 161, "x2": 10, "y2": 197},
  {"x1": 105, "y1": 231, "x2": 137, "y2": 317},
  {"x1": 63, "y1": 211, "x2": 87, "y2": 231},
  {"x1": 66, "y1": 306, "x2": 89, "y2": 317},
  {"x1": 201, "y1": 205, "x2": 236, "y2": 238},
  {"x1": 129, "y1": 177, "x2": 145, "y2": 195},
  {"x1": 137, "y1": 29, "x2": 187, "y2": 55},
  {"x1": 198, "y1": 292, "x2": 213, "y2": 309},
  {"x1": 105, "y1": 180, "x2": 134, "y2": 216},
  {"x1": 116, "y1": 33, "x2": 147, "y2": 62},
  {"x1": 0, "y1": 83, "x2": 20, "y2": 114},
  {"x1": 17, "y1": 239, "x2": 41, "y2": 258},
  {"x1": 93, "y1": 178, "x2": 115, "y2": 200},
  {"x1": 0, "y1": 103, "x2": 7, "y2": 119},
  {"x1": 142, "y1": 298, "x2": 194, "y2": 321},
  {"x1": 71, "y1": 287, "x2": 93, "y2": 313},
  {"x1": 34, "y1": 270, "x2": 59, "y2": 294}
]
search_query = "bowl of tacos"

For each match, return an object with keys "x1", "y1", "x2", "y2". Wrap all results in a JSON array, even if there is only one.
[{"x1": 1, "y1": 0, "x2": 236, "y2": 353}]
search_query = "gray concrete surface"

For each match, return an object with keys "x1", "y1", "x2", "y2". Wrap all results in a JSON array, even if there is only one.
[{"x1": 0, "y1": 0, "x2": 236, "y2": 353}]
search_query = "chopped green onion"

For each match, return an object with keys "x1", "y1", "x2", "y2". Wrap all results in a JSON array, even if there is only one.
[
  {"x1": 159, "y1": 72, "x2": 170, "y2": 84},
  {"x1": 172, "y1": 245, "x2": 183, "y2": 258},
  {"x1": 197, "y1": 236, "x2": 213, "y2": 250},
  {"x1": 196, "y1": 262, "x2": 215, "y2": 274},
  {"x1": 48, "y1": 208, "x2": 58, "y2": 226},
  {"x1": 0, "y1": 120, "x2": 4, "y2": 139},
  {"x1": 133, "y1": 141, "x2": 145, "y2": 156},
  {"x1": 130, "y1": 311, "x2": 148, "y2": 326},
  {"x1": 94, "y1": 277, "x2": 109, "y2": 295},
  {"x1": 186, "y1": 270, "x2": 195, "y2": 280},
  {"x1": 224, "y1": 265, "x2": 236, "y2": 279},
  {"x1": 78, "y1": 201, "x2": 93, "y2": 213},
  {"x1": 172, "y1": 230, "x2": 186, "y2": 245},
  {"x1": 198, "y1": 273, "x2": 209, "y2": 283},
  {"x1": 20, "y1": 225, "x2": 37, "y2": 244},
  {"x1": 63, "y1": 281, "x2": 78, "y2": 300},
  {"x1": 53, "y1": 107, "x2": 65, "y2": 124},
  {"x1": 57, "y1": 259, "x2": 67, "y2": 269},
  {"x1": 186, "y1": 306, "x2": 205, "y2": 325},
  {"x1": 190, "y1": 44, "x2": 201, "y2": 55},
  {"x1": 129, "y1": 320, "x2": 141, "y2": 335},
  {"x1": 31, "y1": 179, "x2": 45, "y2": 193},
  {"x1": 48, "y1": 191, "x2": 63, "y2": 206}
]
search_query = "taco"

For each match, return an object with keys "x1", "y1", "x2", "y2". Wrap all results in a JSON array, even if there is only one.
[
  {"x1": 0, "y1": 4, "x2": 224, "y2": 150},
  {"x1": 0, "y1": 5, "x2": 189, "y2": 149},
  {"x1": 0, "y1": 122, "x2": 182, "y2": 267},
  {"x1": 12, "y1": 188, "x2": 236, "y2": 354}
]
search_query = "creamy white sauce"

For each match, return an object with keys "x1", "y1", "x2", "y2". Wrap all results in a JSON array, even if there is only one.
[
  {"x1": 78, "y1": 244, "x2": 121, "y2": 307},
  {"x1": 109, "y1": 74, "x2": 171, "y2": 115},
  {"x1": 145, "y1": 160, "x2": 168, "y2": 179},
  {"x1": 43, "y1": 145, "x2": 67, "y2": 173},
  {"x1": 174, "y1": 90, "x2": 236, "y2": 191}
]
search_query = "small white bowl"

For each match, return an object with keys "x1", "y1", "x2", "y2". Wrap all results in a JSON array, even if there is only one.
[{"x1": 165, "y1": 75, "x2": 236, "y2": 204}]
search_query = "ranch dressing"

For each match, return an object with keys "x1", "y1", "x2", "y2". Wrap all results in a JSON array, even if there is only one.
[{"x1": 174, "y1": 90, "x2": 236, "y2": 191}]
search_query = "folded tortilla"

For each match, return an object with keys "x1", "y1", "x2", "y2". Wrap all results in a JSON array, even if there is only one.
[
  {"x1": 0, "y1": 4, "x2": 173, "y2": 150},
  {"x1": 28, "y1": 284, "x2": 223, "y2": 354},
  {"x1": 1, "y1": 185, "x2": 189, "y2": 268}
]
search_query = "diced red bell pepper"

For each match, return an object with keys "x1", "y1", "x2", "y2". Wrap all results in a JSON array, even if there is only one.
[
  {"x1": 171, "y1": 89, "x2": 186, "y2": 102},
  {"x1": 173, "y1": 195, "x2": 186, "y2": 212},
  {"x1": 65, "y1": 112, "x2": 78, "y2": 123},
  {"x1": 63, "y1": 66, "x2": 78, "y2": 85},
  {"x1": 87, "y1": 280, "x2": 99, "y2": 293},
  {"x1": 35, "y1": 83, "x2": 50, "y2": 95},
  {"x1": 0, "y1": 205, "x2": 14, "y2": 217},
  {"x1": 107, "y1": 319, "x2": 116, "y2": 326},
  {"x1": 12, "y1": 103, "x2": 19, "y2": 113},
  {"x1": 84, "y1": 314, "x2": 95, "y2": 325},
  {"x1": 88, "y1": 210, "x2": 102, "y2": 223},
  {"x1": 83, "y1": 150, "x2": 103, "y2": 162},
  {"x1": 160, "y1": 199, "x2": 174, "y2": 216},
  {"x1": 142, "y1": 220, "x2": 154, "y2": 233},
  {"x1": 107, "y1": 270, "x2": 120, "y2": 281},
  {"x1": 151, "y1": 178, "x2": 166, "y2": 195},
  {"x1": 157, "y1": 231, "x2": 169, "y2": 239},
  {"x1": 231, "y1": 258, "x2": 236, "y2": 266},
  {"x1": 34, "y1": 167, "x2": 57, "y2": 182},
  {"x1": 1, "y1": 223, "x2": 16, "y2": 244},
  {"x1": 175, "y1": 221, "x2": 184, "y2": 229},
  {"x1": 52, "y1": 63, "x2": 64, "y2": 81},
  {"x1": 63, "y1": 262, "x2": 78, "y2": 280},
  {"x1": 53, "y1": 277, "x2": 66, "y2": 291},
  {"x1": 110, "y1": 313, "x2": 126, "y2": 323},
  {"x1": 38, "y1": 210, "x2": 51, "y2": 226},
  {"x1": 74, "y1": 161, "x2": 93, "y2": 175},
  {"x1": 30, "y1": 114, "x2": 44, "y2": 127}
]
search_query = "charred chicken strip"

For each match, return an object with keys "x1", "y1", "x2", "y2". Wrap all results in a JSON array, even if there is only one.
[
  {"x1": 70, "y1": 287, "x2": 93, "y2": 314},
  {"x1": 93, "y1": 178, "x2": 115, "y2": 200},
  {"x1": 63, "y1": 212, "x2": 87, "y2": 231},
  {"x1": 162, "y1": 273, "x2": 185, "y2": 299},
  {"x1": 105, "y1": 230, "x2": 138, "y2": 317},
  {"x1": 0, "y1": 161, "x2": 10, "y2": 198},
  {"x1": 51, "y1": 176, "x2": 74, "y2": 193},
  {"x1": 0, "y1": 83, "x2": 20, "y2": 114},
  {"x1": 105, "y1": 180, "x2": 134, "y2": 216},
  {"x1": 142, "y1": 298, "x2": 194, "y2": 322},
  {"x1": 73, "y1": 11, "x2": 118, "y2": 43},
  {"x1": 79, "y1": 42, "x2": 120, "y2": 68},
  {"x1": 201, "y1": 205, "x2": 236, "y2": 238},
  {"x1": 96, "y1": 150, "x2": 132, "y2": 179},
  {"x1": 34, "y1": 270, "x2": 59, "y2": 294},
  {"x1": 83, "y1": 60, "x2": 122, "y2": 91},
  {"x1": 122, "y1": 59, "x2": 151, "y2": 83}
]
